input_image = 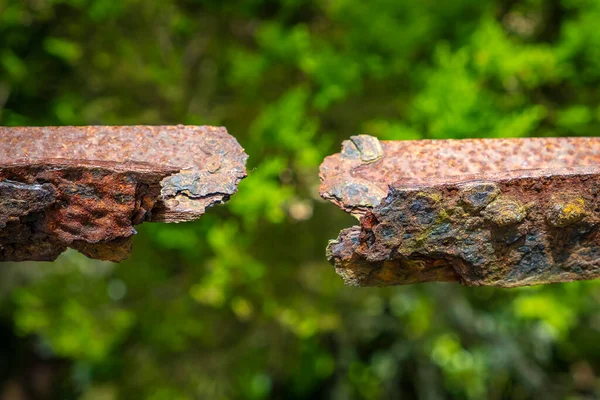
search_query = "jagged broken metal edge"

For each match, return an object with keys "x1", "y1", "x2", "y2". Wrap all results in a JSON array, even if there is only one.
[
  {"x1": 0, "y1": 125, "x2": 248, "y2": 262},
  {"x1": 320, "y1": 135, "x2": 600, "y2": 287}
]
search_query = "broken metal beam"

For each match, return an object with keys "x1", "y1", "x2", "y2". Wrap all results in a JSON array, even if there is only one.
[
  {"x1": 0, "y1": 125, "x2": 248, "y2": 262},
  {"x1": 320, "y1": 135, "x2": 600, "y2": 287}
]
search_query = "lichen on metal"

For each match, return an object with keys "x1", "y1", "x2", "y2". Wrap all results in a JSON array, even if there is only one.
[
  {"x1": 0, "y1": 126, "x2": 248, "y2": 262},
  {"x1": 320, "y1": 135, "x2": 600, "y2": 287}
]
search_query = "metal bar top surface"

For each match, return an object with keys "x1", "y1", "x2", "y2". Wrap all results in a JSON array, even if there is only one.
[{"x1": 320, "y1": 135, "x2": 600, "y2": 216}]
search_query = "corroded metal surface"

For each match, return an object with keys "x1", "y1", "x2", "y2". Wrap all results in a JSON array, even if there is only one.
[
  {"x1": 1, "y1": 125, "x2": 248, "y2": 222},
  {"x1": 0, "y1": 126, "x2": 248, "y2": 262},
  {"x1": 321, "y1": 135, "x2": 600, "y2": 287}
]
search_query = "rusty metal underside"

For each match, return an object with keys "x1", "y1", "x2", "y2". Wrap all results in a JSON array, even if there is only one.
[
  {"x1": 0, "y1": 126, "x2": 247, "y2": 262},
  {"x1": 320, "y1": 135, "x2": 600, "y2": 287}
]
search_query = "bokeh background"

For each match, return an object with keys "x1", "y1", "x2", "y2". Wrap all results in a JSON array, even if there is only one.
[{"x1": 1, "y1": 0, "x2": 600, "y2": 399}]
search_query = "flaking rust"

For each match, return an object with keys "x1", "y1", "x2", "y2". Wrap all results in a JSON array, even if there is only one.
[
  {"x1": 0, "y1": 126, "x2": 248, "y2": 262},
  {"x1": 321, "y1": 135, "x2": 600, "y2": 287}
]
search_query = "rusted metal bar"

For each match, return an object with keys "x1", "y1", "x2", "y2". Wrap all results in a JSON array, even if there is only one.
[
  {"x1": 0, "y1": 126, "x2": 248, "y2": 262},
  {"x1": 320, "y1": 135, "x2": 600, "y2": 287}
]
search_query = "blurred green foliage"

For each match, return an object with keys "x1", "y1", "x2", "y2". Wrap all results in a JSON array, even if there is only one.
[{"x1": 1, "y1": 0, "x2": 600, "y2": 398}]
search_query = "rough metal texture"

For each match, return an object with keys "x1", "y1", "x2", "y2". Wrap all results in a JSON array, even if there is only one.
[
  {"x1": 321, "y1": 135, "x2": 600, "y2": 287},
  {"x1": 0, "y1": 126, "x2": 248, "y2": 262}
]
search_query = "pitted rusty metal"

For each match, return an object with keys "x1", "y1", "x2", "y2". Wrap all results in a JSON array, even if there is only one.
[
  {"x1": 321, "y1": 135, "x2": 600, "y2": 287},
  {"x1": 1, "y1": 125, "x2": 248, "y2": 222},
  {"x1": 0, "y1": 159, "x2": 176, "y2": 262},
  {"x1": 0, "y1": 126, "x2": 248, "y2": 262}
]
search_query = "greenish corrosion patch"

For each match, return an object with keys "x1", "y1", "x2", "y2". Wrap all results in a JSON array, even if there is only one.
[
  {"x1": 481, "y1": 197, "x2": 526, "y2": 227},
  {"x1": 349, "y1": 135, "x2": 384, "y2": 163},
  {"x1": 546, "y1": 194, "x2": 587, "y2": 227}
]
